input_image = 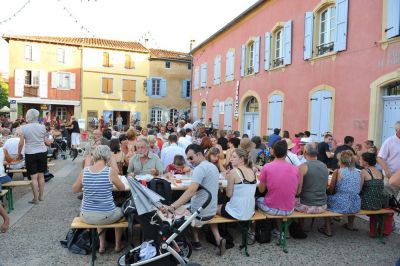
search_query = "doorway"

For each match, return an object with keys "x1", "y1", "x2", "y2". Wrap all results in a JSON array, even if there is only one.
[{"x1": 243, "y1": 97, "x2": 259, "y2": 137}]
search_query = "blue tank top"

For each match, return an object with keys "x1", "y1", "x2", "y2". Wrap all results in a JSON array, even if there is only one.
[{"x1": 82, "y1": 166, "x2": 115, "y2": 212}]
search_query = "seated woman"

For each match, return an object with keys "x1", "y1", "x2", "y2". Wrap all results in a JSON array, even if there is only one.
[
  {"x1": 110, "y1": 138, "x2": 127, "y2": 176},
  {"x1": 321, "y1": 150, "x2": 361, "y2": 236},
  {"x1": 217, "y1": 148, "x2": 257, "y2": 220},
  {"x1": 206, "y1": 147, "x2": 227, "y2": 173},
  {"x1": 72, "y1": 145, "x2": 126, "y2": 253},
  {"x1": 225, "y1": 137, "x2": 240, "y2": 170},
  {"x1": 359, "y1": 152, "x2": 385, "y2": 210},
  {"x1": 165, "y1": 155, "x2": 191, "y2": 176}
]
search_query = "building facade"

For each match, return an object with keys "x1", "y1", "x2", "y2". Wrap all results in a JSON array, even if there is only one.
[
  {"x1": 147, "y1": 49, "x2": 192, "y2": 125},
  {"x1": 191, "y1": 0, "x2": 400, "y2": 145},
  {"x1": 5, "y1": 35, "x2": 81, "y2": 121}
]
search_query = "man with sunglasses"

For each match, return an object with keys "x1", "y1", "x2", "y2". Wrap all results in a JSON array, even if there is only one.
[{"x1": 164, "y1": 144, "x2": 226, "y2": 255}]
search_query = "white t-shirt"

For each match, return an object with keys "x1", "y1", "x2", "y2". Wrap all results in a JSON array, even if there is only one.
[
  {"x1": 160, "y1": 143, "x2": 186, "y2": 170},
  {"x1": 378, "y1": 135, "x2": 400, "y2": 173},
  {"x1": 0, "y1": 148, "x2": 7, "y2": 177},
  {"x1": 286, "y1": 150, "x2": 301, "y2": 166},
  {"x1": 3, "y1": 137, "x2": 25, "y2": 156},
  {"x1": 20, "y1": 123, "x2": 47, "y2": 154}
]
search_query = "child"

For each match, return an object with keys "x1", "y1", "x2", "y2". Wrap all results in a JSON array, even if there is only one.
[{"x1": 165, "y1": 155, "x2": 191, "y2": 175}]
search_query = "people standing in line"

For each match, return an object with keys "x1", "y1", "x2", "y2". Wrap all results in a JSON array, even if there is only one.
[
  {"x1": 377, "y1": 121, "x2": 400, "y2": 196},
  {"x1": 17, "y1": 109, "x2": 51, "y2": 204}
]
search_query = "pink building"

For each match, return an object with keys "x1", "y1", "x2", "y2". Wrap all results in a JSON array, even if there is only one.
[{"x1": 191, "y1": 0, "x2": 400, "y2": 146}]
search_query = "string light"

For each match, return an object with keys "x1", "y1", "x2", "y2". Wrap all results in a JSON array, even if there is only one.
[
  {"x1": 56, "y1": 0, "x2": 95, "y2": 37},
  {"x1": 0, "y1": 0, "x2": 31, "y2": 25}
]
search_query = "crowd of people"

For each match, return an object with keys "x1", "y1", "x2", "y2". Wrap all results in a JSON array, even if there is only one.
[{"x1": 1, "y1": 110, "x2": 399, "y2": 259}]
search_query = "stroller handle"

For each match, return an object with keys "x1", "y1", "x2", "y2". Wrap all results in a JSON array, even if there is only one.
[{"x1": 197, "y1": 184, "x2": 212, "y2": 210}]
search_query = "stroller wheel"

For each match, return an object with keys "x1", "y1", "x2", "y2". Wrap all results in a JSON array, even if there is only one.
[{"x1": 177, "y1": 239, "x2": 192, "y2": 259}]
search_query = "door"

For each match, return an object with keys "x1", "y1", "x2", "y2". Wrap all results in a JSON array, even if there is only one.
[
  {"x1": 310, "y1": 90, "x2": 333, "y2": 141},
  {"x1": 382, "y1": 96, "x2": 400, "y2": 143},
  {"x1": 243, "y1": 97, "x2": 259, "y2": 138},
  {"x1": 267, "y1": 94, "x2": 283, "y2": 135},
  {"x1": 224, "y1": 99, "x2": 233, "y2": 130}
]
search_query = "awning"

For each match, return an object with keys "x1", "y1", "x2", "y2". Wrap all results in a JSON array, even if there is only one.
[{"x1": 0, "y1": 106, "x2": 10, "y2": 112}]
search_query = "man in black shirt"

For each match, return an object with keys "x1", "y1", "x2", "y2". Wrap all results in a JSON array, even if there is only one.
[
  {"x1": 332, "y1": 136, "x2": 356, "y2": 169},
  {"x1": 317, "y1": 134, "x2": 334, "y2": 169}
]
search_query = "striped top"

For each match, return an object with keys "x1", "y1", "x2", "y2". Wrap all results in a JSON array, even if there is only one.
[{"x1": 81, "y1": 166, "x2": 115, "y2": 212}]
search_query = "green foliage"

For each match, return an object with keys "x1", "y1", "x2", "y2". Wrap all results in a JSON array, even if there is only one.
[{"x1": 0, "y1": 80, "x2": 9, "y2": 108}]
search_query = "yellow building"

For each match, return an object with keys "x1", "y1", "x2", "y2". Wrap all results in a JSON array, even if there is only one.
[
  {"x1": 82, "y1": 39, "x2": 149, "y2": 129},
  {"x1": 147, "y1": 49, "x2": 192, "y2": 125}
]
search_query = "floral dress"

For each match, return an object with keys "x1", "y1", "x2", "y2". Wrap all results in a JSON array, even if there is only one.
[
  {"x1": 360, "y1": 169, "x2": 385, "y2": 210},
  {"x1": 328, "y1": 167, "x2": 361, "y2": 214}
]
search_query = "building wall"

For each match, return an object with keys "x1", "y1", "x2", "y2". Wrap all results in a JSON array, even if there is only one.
[
  {"x1": 191, "y1": 0, "x2": 400, "y2": 145},
  {"x1": 81, "y1": 48, "x2": 149, "y2": 128},
  {"x1": 148, "y1": 59, "x2": 191, "y2": 123}
]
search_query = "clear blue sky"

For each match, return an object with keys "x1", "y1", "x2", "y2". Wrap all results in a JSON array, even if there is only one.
[{"x1": 0, "y1": 0, "x2": 258, "y2": 75}]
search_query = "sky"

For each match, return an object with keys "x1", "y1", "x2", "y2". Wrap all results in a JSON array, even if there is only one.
[{"x1": 0, "y1": 0, "x2": 258, "y2": 75}]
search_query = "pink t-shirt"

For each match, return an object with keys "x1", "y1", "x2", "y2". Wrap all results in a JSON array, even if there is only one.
[{"x1": 259, "y1": 159, "x2": 300, "y2": 211}]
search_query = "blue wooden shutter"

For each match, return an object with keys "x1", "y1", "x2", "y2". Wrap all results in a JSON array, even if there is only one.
[
  {"x1": 240, "y1": 44, "x2": 245, "y2": 77},
  {"x1": 319, "y1": 90, "x2": 333, "y2": 138},
  {"x1": 146, "y1": 78, "x2": 152, "y2": 96},
  {"x1": 217, "y1": 57, "x2": 221, "y2": 83},
  {"x1": 284, "y1": 20, "x2": 292, "y2": 65},
  {"x1": 335, "y1": 0, "x2": 349, "y2": 52},
  {"x1": 224, "y1": 100, "x2": 232, "y2": 130},
  {"x1": 213, "y1": 101, "x2": 219, "y2": 128},
  {"x1": 310, "y1": 91, "x2": 322, "y2": 141},
  {"x1": 387, "y1": 0, "x2": 400, "y2": 39},
  {"x1": 225, "y1": 52, "x2": 230, "y2": 80},
  {"x1": 194, "y1": 68, "x2": 199, "y2": 89},
  {"x1": 253, "y1": 36, "x2": 260, "y2": 73},
  {"x1": 192, "y1": 104, "x2": 198, "y2": 121},
  {"x1": 160, "y1": 78, "x2": 167, "y2": 97},
  {"x1": 264, "y1": 32, "x2": 271, "y2": 70},
  {"x1": 181, "y1": 80, "x2": 186, "y2": 98},
  {"x1": 201, "y1": 63, "x2": 207, "y2": 87},
  {"x1": 214, "y1": 57, "x2": 220, "y2": 84},
  {"x1": 304, "y1": 12, "x2": 314, "y2": 60}
]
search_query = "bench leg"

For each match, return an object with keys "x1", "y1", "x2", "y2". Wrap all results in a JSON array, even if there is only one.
[
  {"x1": 90, "y1": 228, "x2": 97, "y2": 266},
  {"x1": 278, "y1": 219, "x2": 292, "y2": 253},
  {"x1": 239, "y1": 221, "x2": 250, "y2": 257},
  {"x1": 6, "y1": 188, "x2": 13, "y2": 213}
]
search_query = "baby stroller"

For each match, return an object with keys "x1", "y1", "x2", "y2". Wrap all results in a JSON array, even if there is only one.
[
  {"x1": 118, "y1": 178, "x2": 211, "y2": 266},
  {"x1": 53, "y1": 137, "x2": 68, "y2": 160}
]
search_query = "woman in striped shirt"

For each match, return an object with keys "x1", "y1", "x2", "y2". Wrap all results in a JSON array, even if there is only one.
[{"x1": 72, "y1": 145, "x2": 125, "y2": 253}]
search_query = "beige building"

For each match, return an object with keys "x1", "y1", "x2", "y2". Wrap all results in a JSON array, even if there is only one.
[{"x1": 146, "y1": 49, "x2": 191, "y2": 125}]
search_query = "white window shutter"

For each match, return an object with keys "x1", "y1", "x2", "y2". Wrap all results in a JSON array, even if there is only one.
[
  {"x1": 24, "y1": 45, "x2": 31, "y2": 60},
  {"x1": 14, "y1": 69, "x2": 25, "y2": 97},
  {"x1": 32, "y1": 45, "x2": 40, "y2": 62},
  {"x1": 181, "y1": 80, "x2": 186, "y2": 98},
  {"x1": 65, "y1": 48, "x2": 73, "y2": 65},
  {"x1": 70, "y1": 73, "x2": 76, "y2": 89},
  {"x1": 214, "y1": 58, "x2": 218, "y2": 84},
  {"x1": 230, "y1": 50, "x2": 235, "y2": 80},
  {"x1": 39, "y1": 71, "x2": 48, "y2": 98},
  {"x1": 160, "y1": 78, "x2": 167, "y2": 97},
  {"x1": 304, "y1": 12, "x2": 314, "y2": 60},
  {"x1": 253, "y1": 36, "x2": 260, "y2": 73},
  {"x1": 264, "y1": 32, "x2": 271, "y2": 70},
  {"x1": 335, "y1": 0, "x2": 349, "y2": 51},
  {"x1": 51, "y1": 72, "x2": 59, "y2": 88},
  {"x1": 225, "y1": 52, "x2": 230, "y2": 80},
  {"x1": 387, "y1": 0, "x2": 400, "y2": 39},
  {"x1": 284, "y1": 20, "x2": 292, "y2": 65},
  {"x1": 240, "y1": 44, "x2": 245, "y2": 77},
  {"x1": 194, "y1": 68, "x2": 199, "y2": 89}
]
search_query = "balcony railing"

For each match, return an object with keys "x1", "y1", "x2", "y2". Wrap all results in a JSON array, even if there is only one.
[
  {"x1": 247, "y1": 66, "x2": 254, "y2": 75},
  {"x1": 317, "y1": 42, "x2": 334, "y2": 56},
  {"x1": 24, "y1": 85, "x2": 39, "y2": 97},
  {"x1": 272, "y1": 57, "x2": 284, "y2": 68}
]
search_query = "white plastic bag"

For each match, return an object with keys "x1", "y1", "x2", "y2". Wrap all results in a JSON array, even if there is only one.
[{"x1": 139, "y1": 241, "x2": 157, "y2": 261}]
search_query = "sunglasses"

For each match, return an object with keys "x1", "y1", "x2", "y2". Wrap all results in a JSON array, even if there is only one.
[{"x1": 187, "y1": 156, "x2": 194, "y2": 161}]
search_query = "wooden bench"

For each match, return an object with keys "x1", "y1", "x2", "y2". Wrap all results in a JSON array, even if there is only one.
[
  {"x1": 2, "y1": 181, "x2": 32, "y2": 213},
  {"x1": 0, "y1": 189, "x2": 11, "y2": 211},
  {"x1": 6, "y1": 169, "x2": 27, "y2": 174},
  {"x1": 207, "y1": 210, "x2": 266, "y2": 256},
  {"x1": 71, "y1": 217, "x2": 128, "y2": 266},
  {"x1": 263, "y1": 209, "x2": 395, "y2": 253}
]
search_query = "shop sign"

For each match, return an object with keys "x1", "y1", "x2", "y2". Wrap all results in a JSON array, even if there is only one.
[
  {"x1": 234, "y1": 80, "x2": 240, "y2": 120},
  {"x1": 40, "y1": 104, "x2": 48, "y2": 110}
]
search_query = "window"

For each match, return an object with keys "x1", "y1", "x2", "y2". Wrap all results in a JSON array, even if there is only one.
[
  {"x1": 247, "y1": 41, "x2": 255, "y2": 75},
  {"x1": 265, "y1": 20, "x2": 292, "y2": 70},
  {"x1": 56, "y1": 107, "x2": 67, "y2": 121},
  {"x1": 24, "y1": 45, "x2": 32, "y2": 60},
  {"x1": 200, "y1": 63, "x2": 207, "y2": 87},
  {"x1": 125, "y1": 54, "x2": 134, "y2": 69},
  {"x1": 170, "y1": 109, "x2": 178, "y2": 123},
  {"x1": 24, "y1": 70, "x2": 39, "y2": 86},
  {"x1": 152, "y1": 78, "x2": 161, "y2": 96},
  {"x1": 103, "y1": 52, "x2": 112, "y2": 67},
  {"x1": 58, "y1": 73, "x2": 71, "y2": 89},
  {"x1": 241, "y1": 37, "x2": 260, "y2": 76},
  {"x1": 303, "y1": 0, "x2": 348, "y2": 60},
  {"x1": 151, "y1": 108, "x2": 162, "y2": 124},
  {"x1": 213, "y1": 56, "x2": 221, "y2": 85},
  {"x1": 245, "y1": 97, "x2": 259, "y2": 112},
  {"x1": 386, "y1": 0, "x2": 400, "y2": 39},
  {"x1": 225, "y1": 49, "x2": 235, "y2": 81},
  {"x1": 122, "y1": 79, "x2": 136, "y2": 102},
  {"x1": 318, "y1": 6, "x2": 336, "y2": 55},
  {"x1": 57, "y1": 48, "x2": 65, "y2": 64},
  {"x1": 185, "y1": 80, "x2": 191, "y2": 98},
  {"x1": 51, "y1": 72, "x2": 75, "y2": 89},
  {"x1": 102, "y1": 77, "x2": 113, "y2": 94},
  {"x1": 165, "y1": 61, "x2": 171, "y2": 69},
  {"x1": 194, "y1": 67, "x2": 200, "y2": 89},
  {"x1": 274, "y1": 30, "x2": 284, "y2": 67},
  {"x1": 188, "y1": 62, "x2": 192, "y2": 70}
]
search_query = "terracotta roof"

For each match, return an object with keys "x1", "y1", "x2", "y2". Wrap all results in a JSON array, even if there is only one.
[
  {"x1": 2, "y1": 35, "x2": 148, "y2": 53},
  {"x1": 149, "y1": 48, "x2": 191, "y2": 61}
]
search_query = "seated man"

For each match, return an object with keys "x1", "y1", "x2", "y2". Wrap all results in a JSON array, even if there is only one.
[
  {"x1": 164, "y1": 144, "x2": 225, "y2": 255},
  {"x1": 296, "y1": 143, "x2": 329, "y2": 214},
  {"x1": 3, "y1": 132, "x2": 25, "y2": 170},
  {"x1": 127, "y1": 138, "x2": 163, "y2": 176},
  {"x1": 257, "y1": 140, "x2": 300, "y2": 216}
]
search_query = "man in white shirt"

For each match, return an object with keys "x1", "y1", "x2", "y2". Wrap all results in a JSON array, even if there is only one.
[
  {"x1": 157, "y1": 126, "x2": 169, "y2": 143},
  {"x1": 3, "y1": 133, "x2": 25, "y2": 169},
  {"x1": 161, "y1": 134, "x2": 186, "y2": 171},
  {"x1": 184, "y1": 119, "x2": 193, "y2": 131},
  {"x1": 185, "y1": 128, "x2": 193, "y2": 144},
  {"x1": 284, "y1": 139, "x2": 301, "y2": 166},
  {"x1": 178, "y1": 130, "x2": 191, "y2": 150}
]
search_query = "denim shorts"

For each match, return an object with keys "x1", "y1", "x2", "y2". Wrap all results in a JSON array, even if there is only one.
[{"x1": 0, "y1": 175, "x2": 12, "y2": 190}]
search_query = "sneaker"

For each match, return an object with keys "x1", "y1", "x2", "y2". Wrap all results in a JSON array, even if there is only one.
[
  {"x1": 271, "y1": 228, "x2": 280, "y2": 238},
  {"x1": 191, "y1": 241, "x2": 202, "y2": 251}
]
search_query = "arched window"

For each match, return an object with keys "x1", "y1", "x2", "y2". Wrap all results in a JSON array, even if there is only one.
[{"x1": 245, "y1": 97, "x2": 259, "y2": 112}]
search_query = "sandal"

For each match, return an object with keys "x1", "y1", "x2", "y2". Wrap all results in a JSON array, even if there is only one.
[
  {"x1": 28, "y1": 200, "x2": 39, "y2": 204},
  {"x1": 318, "y1": 227, "x2": 332, "y2": 237},
  {"x1": 343, "y1": 223, "x2": 358, "y2": 231}
]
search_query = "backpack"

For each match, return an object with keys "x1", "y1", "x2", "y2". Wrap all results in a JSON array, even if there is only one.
[
  {"x1": 147, "y1": 179, "x2": 172, "y2": 205},
  {"x1": 60, "y1": 229, "x2": 92, "y2": 255},
  {"x1": 289, "y1": 221, "x2": 307, "y2": 239},
  {"x1": 204, "y1": 224, "x2": 235, "y2": 249},
  {"x1": 255, "y1": 220, "x2": 272, "y2": 244}
]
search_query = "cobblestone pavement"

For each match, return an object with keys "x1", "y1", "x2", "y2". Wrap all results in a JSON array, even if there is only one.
[{"x1": 0, "y1": 157, "x2": 399, "y2": 266}]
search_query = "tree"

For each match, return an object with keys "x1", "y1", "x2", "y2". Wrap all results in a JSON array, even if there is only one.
[{"x1": 0, "y1": 79, "x2": 9, "y2": 108}]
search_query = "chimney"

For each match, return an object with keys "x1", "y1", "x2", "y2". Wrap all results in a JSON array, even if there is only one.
[
  {"x1": 144, "y1": 38, "x2": 149, "y2": 48},
  {"x1": 190, "y1": 40, "x2": 196, "y2": 51}
]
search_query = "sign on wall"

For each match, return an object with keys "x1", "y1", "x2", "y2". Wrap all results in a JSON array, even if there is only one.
[{"x1": 234, "y1": 80, "x2": 240, "y2": 120}]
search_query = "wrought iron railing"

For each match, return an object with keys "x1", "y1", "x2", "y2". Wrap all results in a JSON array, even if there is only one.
[{"x1": 317, "y1": 42, "x2": 334, "y2": 56}]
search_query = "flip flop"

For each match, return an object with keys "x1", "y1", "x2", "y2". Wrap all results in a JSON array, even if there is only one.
[
  {"x1": 318, "y1": 227, "x2": 333, "y2": 237},
  {"x1": 343, "y1": 223, "x2": 358, "y2": 231},
  {"x1": 28, "y1": 200, "x2": 39, "y2": 204}
]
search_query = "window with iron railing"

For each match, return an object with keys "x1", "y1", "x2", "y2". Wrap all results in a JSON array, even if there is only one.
[{"x1": 317, "y1": 42, "x2": 334, "y2": 56}]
